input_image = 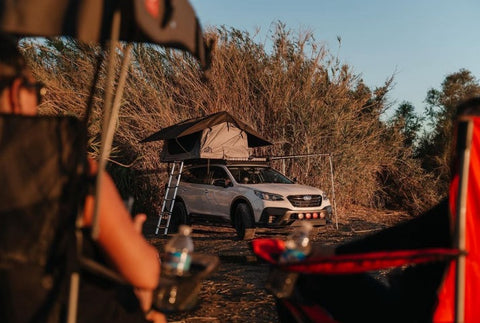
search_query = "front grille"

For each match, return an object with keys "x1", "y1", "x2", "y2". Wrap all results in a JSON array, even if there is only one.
[{"x1": 287, "y1": 195, "x2": 322, "y2": 207}]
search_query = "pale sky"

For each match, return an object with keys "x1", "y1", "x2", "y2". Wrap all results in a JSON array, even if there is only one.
[{"x1": 191, "y1": 0, "x2": 480, "y2": 117}]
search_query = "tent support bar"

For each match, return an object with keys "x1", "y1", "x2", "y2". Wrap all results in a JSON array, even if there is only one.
[
  {"x1": 269, "y1": 153, "x2": 331, "y2": 160},
  {"x1": 328, "y1": 154, "x2": 338, "y2": 229},
  {"x1": 270, "y1": 153, "x2": 337, "y2": 228}
]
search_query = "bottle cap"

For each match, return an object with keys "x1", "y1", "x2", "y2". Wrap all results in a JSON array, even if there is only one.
[{"x1": 179, "y1": 225, "x2": 192, "y2": 235}]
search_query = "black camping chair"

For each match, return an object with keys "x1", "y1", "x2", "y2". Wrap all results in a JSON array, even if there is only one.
[
  {"x1": 253, "y1": 114, "x2": 480, "y2": 323},
  {"x1": 253, "y1": 237, "x2": 459, "y2": 323},
  {"x1": 252, "y1": 197, "x2": 459, "y2": 322},
  {"x1": 0, "y1": 115, "x2": 219, "y2": 322},
  {"x1": 0, "y1": 1, "x2": 213, "y2": 322},
  {"x1": 0, "y1": 115, "x2": 87, "y2": 322}
]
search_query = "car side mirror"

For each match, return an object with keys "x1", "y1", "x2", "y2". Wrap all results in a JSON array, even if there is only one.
[{"x1": 293, "y1": 177, "x2": 298, "y2": 183}]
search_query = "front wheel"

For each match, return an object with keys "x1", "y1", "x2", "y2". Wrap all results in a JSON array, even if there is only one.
[
  {"x1": 233, "y1": 203, "x2": 255, "y2": 240},
  {"x1": 322, "y1": 206, "x2": 333, "y2": 223}
]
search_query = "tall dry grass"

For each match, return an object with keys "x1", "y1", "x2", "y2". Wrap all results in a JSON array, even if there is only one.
[{"x1": 20, "y1": 24, "x2": 440, "y2": 218}]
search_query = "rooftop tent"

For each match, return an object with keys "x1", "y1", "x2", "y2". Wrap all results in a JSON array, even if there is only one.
[{"x1": 141, "y1": 111, "x2": 272, "y2": 161}]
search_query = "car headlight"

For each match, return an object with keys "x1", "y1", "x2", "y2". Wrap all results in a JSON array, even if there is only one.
[
  {"x1": 254, "y1": 190, "x2": 284, "y2": 201},
  {"x1": 322, "y1": 192, "x2": 329, "y2": 201}
]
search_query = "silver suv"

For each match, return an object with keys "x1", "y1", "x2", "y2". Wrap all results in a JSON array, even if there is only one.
[{"x1": 170, "y1": 161, "x2": 332, "y2": 239}]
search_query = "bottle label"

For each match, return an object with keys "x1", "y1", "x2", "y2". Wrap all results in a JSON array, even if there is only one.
[
  {"x1": 280, "y1": 248, "x2": 307, "y2": 263},
  {"x1": 164, "y1": 250, "x2": 192, "y2": 275}
]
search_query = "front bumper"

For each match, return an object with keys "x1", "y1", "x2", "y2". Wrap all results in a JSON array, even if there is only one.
[{"x1": 259, "y1": 207, "x2": 331, "y2": 226}]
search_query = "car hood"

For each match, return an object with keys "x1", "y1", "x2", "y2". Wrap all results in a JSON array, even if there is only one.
[{"x1": 238, "y1": 183, "x2": 324, "y2": 196}]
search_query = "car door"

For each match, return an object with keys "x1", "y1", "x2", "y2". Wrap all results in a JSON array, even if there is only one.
[
  {"x1": 205, "y1": 166, "x2": 236, "y2": 219},
  {"x1": 178, "y1": 166, "x2": 211, "y2": 215}
]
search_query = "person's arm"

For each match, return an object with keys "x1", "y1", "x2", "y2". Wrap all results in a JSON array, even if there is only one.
[
  {"x1": 83, "y1": 159, "x2": 160, "y2": 290},
  {"x1": 132, "y1": 213, "x2": 167, "y2": 323}
]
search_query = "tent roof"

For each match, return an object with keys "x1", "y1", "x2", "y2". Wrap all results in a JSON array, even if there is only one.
[{"x1": 141, "y1": 111, "x2": 272, "y2": 147}]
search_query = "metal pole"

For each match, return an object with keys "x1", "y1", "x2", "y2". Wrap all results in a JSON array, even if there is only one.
[
  {"x1": 270, "y1": 153, "x2": 337, "y2": 228},
  {"x1": 455, "y1": 118, "x2": 473, "y2": 323},
  {"x1": 269, "y1": 153, "x2": 331, "y2": 160},
  {"x1": 66, "y1": 272, "x2": 80, "y2": 323},
  {"x1": 93, "y1": 43, "x2": 132, "y2": 238},
  {"x1": 67, "y1": 9, "x2": 124, "y2": 323},
  {"x1": 91, "y1": 9, "x2": 122, "y2": 240},
  {"x1": 328, "y1": 154, "x2": 338, "y2": 229}
]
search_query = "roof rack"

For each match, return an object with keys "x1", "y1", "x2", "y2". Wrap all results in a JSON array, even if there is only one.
[
  {"x1": 225, "y1": 157, "x2": 268, "y2": 162},
  {"x1": 178, "y1": 157, "x2": 269, "y2": 166}
]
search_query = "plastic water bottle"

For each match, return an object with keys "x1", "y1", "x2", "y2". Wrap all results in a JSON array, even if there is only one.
[
  {"x1": 279, "y1": 222, "x2": 313, "y2": 263},
  {"x1": 163, "y1": 225, "x2": 194, "y2": 276}
]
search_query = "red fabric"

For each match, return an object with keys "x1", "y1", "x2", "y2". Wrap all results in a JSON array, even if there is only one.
[
  {"x1": 254, "y1": 119, "x2": 480, "y2": 321},
  {"x1": 284, "y1": 249, "x2": 458, "y2": 274},
  {"x1": 145, "y1": 0, "x2": 160, "y2": 18},
  {"x1": 252, "y1": 238, "x2": 285, "y2": 264},
  {"x1": 434, "y1": 118, "x2": 480, "y2": 323},
  {"x1": 252, "y1": 238, "x2": 458, "y2": 274}
]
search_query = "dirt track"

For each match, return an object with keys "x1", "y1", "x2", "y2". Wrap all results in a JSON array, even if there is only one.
[{"x1": 144, "y1": 210, "x2": 409, "y2": 323}]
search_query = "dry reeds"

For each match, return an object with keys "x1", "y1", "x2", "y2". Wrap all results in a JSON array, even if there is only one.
[{"x1": 20, "y1": 24, "x2": 440, "y2": 218}]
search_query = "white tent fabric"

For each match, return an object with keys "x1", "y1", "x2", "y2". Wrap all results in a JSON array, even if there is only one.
[
  {"x1": 143, "y1": 111, "x2": 272, "y2": 161},
  {"x1": 200, "y1": 122, "x2": 249, "y2": 159}
]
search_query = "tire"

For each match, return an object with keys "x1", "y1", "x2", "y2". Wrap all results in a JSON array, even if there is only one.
[
  {"x1": 323, "y1": 206, "x2": 333, "y2": 223},
  {"x1": 168, "y1": 201, "x2": 188, "y2": 234},
  {"x1": 233, "y1": 203, "x2": 255, "y2": 240}
]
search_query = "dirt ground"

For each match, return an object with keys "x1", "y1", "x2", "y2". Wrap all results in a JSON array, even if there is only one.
[{"x1": 144, "y1": 209, "x2": 410, "y2": 323}]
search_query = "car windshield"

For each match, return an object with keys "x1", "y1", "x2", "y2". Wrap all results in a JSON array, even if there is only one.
[{"x1": 227, "y1": 166, "x2": 294, "y2": 184}]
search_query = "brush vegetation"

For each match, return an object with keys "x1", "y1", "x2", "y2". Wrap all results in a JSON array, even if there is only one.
[{"x1": 20, "y1": 23, "x2": 480, "y2": 219}]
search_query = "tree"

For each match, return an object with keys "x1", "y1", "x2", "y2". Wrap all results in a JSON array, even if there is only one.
[
  {"x1": 417, "y1": 69, "x2": 480, "y2": 194},
  {"x1": 391, "y1": 101, "x2": 423, "y2": 148}
]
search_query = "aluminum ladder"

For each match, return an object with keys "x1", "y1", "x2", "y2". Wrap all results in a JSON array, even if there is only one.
[{"x1": 155, "y1": 161, "x2": 184, "y2": 235}]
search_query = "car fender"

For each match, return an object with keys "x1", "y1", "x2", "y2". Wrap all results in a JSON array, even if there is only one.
[
  {"x1": 174, "y1": 195, "x2": 188, "y2": 213},
  {"x1": 230, "y1": 196, "x2": 255, "y2": 224}
]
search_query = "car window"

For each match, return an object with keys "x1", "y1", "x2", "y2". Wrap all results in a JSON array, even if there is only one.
[
  {"x1": 182, "y1": 166, "x2": 208, "y2": 184},
  {"x1": 183, "y1": 166, "x2": 231, "y2": 185},
  {"x1": 209, "y1": 166, "x2": 230, "y2": 185},
  {"x1": 227, "y1": 166, "x2": 293, "y2": 184}
]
